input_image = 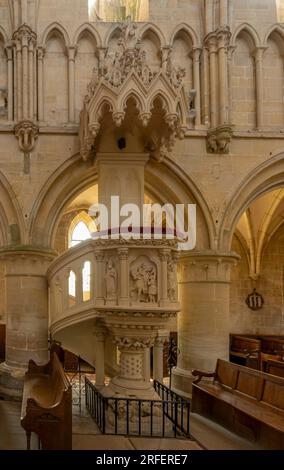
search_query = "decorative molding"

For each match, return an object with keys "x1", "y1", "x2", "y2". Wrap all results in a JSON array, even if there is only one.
[
  {"x1": 79, "y1": 18, "x2": 190, "y2": 162},
  {"x1": 113, "y1": 336, "x2": 154, "y2": 350},
  {"x1": 12, "y1": 24, "x2": 37, "y2": 45}
]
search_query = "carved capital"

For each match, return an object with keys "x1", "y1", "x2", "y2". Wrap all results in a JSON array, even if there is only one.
[
  {"x1": 207, "y1": 125, "x2": 233, "y2": 154},
  {"x1": 253, "y1": 46, "x2": 267, "y2": 63},
  {"x1": 139, "y1": 112, "x2": 152, "y2": 127},
  {"x1": 159, "y1": 249, "x2": 170, "y2": 262},
  {"x1": 118, "y1": 248, "x2": 128, "y2": 260},
  {"x1": 12, "y1": 24, "x2": 37, "y2": 46},
  {"x1": 204, "y1": 32, "x2": 218, "y2": 53},
  {"x1": 113, "y1": 112, "x2": 125, "y2": 127},
  {"x1": 192, "y1": 47, "x2": 202, "y2": 62},
  {"x1": 14, "y1": 120, "x2": 39, "y2": 153},
  {"x1": 216, "y1": 26, "x2": 231, "y2": 49},
  {"x1": 37, "y1": 46, "x2": 45, "y2": 60},
  {"x1": 94, "y1": 250, "x2": 105, "y2": 262},
  {"x1": 94, "y1": 328, "x2": 106, "y2": 341},
  {"x1": 5, "y1": 44, "x2": 13, "y2": 61},
  {"x1": 67, "y1": 45, "x2": 77, "y2": 61}
]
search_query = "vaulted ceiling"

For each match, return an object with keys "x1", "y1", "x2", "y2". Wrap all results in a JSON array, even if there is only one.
[{"x1": 236, "y1": 189, "x2": 284, "y2": 278}]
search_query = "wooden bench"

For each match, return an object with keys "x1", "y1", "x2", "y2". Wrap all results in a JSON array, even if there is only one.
[
  {"x1": 230, "y1": 334, "x2": 261, "y2": 369},
  {"x1": 192, "y1": 359, "x2": 284, "y2": 449},
  {"x1": 266, "y1": 359, "x2": 284, "y2": 378},
  {"x1": 259, "y1": 337, "x2": 284, "y2": 371},
  {"x1": 21, "y1": 353, "x2": 72, "y2": 450}
]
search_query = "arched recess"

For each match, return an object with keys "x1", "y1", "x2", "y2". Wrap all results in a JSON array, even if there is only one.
[
  {"x1": 140, "y1": 27, "x2": 162, "y2": 73},
  {"x1": 43, "y1": 27, "x2": 69, "y2": 124},
  {"x1": 105, "y1": 25, "x2": 123, "y2": 52},
  {"x1": 0, "y1": 28, "x2": 8, "y2": 122},
  {"x1": 219, "y1": 152, "x2": 284, "y2": 252},
  {"x1": 171, "y1": 29, "x2": 194, "y2": 94},
  {"x1": 231, "y1": 29, "x2": 256, "y2": 130},
  {"x1": 29, "y1": 154, "x2": 215, "y2": 251},
  {"x1": 231, "y1": 23, "x2": 261, "y2": 48},
  {"x1": 170, "y1": 24, "x2": 199, "y2": 48},
  {"x1": 263, "y1": 28, "x2": 284, "y2": 129},
  {"x1": 74, "y1": 28, "x2": 99, "y2": 122}
]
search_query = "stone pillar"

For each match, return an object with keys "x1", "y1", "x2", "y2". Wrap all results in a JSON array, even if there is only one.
[
  {"x1": 219, "y1": 0, "x2": 228, "y2": 26},
  {"x1": 68, "y1": 46, "x2": 77, "y2": 123},
  {"x1": 118, "y1": 248, "x2": 129, "y2": 306},
  {"x1": 5, "y1": 45, "x2": 13, "y2": 121},
  {"x1": 0, "y1": 248, "x2": 55, "y2": 397},
  {"x1": 217, "y1": 27, "x2": 231, "y2": 125},
  {"x1": 143, "y1": 347, "x2": 151, "y2": 382},
  {"x1": 172, "y1": 251, "x2": 239, "y2": 396},
  {"x1": 37, "y1": 47, "x2": 45, "y2": 122},
  {"x1": 12, "y1": 25, "x2": 37, "y2": 122},
  {"x1": 153, "y1": 336, "x2": 166, "y2": 383},
  {"x1": 193, "y1": 47, "x2": 201, "y2": 126},
  {"x1": 206, "y1": 33, "x2": 218, "y2": 128},
  {"x1": 227, "y1": 46, "x2": 236, "y2": 124},
  {"x1": 28, "y1": 41, "x2": 34, "y2": 120},
  {"x1": 201, "y1": 48, "x2": 210, "y2": 126},
  {"x1": 94, "y1": 328, "x2": 105, "y2": 388},
  {"x1": 22, "y1": 34, "x2": 29, "y2": 119},
  {"x1": 13, "y1": 44, "x2": 17, "y2": 119},
  {"x1": 159, "y1": 249, "x2": 170, "y2": 307},
  {"x1": 254, "y1": 47, "x2": 265, "y2": 131},
  {"x1": 16, "y1": 41, "x2": 22, "y2": 121},
  {"x1": 94, "y1": 250, "x2": 104, "y2": 306},
  {"x1": 107, "y1": 336, "x2": 155, "y2": 398}
]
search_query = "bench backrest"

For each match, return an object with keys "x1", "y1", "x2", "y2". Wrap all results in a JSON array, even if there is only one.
[
  {"x1": 259, "y1": 337, "x2": 284, "y2": 355},
  {"x1": 230, "y1": 335, "x2": 260, "y2": 353},
  {"x1": 266, "y1": 359, "x2": 284, "y2": 379},
  {"x1": 215, "y1": 359, "x2": 284, "y2": 410},
  {"x1": 49, "y1": 353, "x2": 71, "y2": 405}
]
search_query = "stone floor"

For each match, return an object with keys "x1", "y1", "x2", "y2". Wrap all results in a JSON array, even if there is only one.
[{"x1": 0, "y1": 398, "x2": 262, "y2": 451}]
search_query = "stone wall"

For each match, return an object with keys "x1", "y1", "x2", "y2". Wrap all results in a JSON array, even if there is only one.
[{"x1": 230, "y1": 227, "x2": 284, "y2": 335}]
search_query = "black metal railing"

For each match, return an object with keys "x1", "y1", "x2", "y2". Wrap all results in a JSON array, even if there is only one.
[
  {"x1": 85, "y1": 377, "x2": 190, "y2": 438},
  {"x1": 153, "y1": 380, "x2": 190, "y2": 436}
]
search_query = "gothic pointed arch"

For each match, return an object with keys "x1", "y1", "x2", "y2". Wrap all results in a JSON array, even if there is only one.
[
  {"x1": 73, "y1": 22, "x2": 101, "y2": 47},
  {"x1": 29, "y1": 151, "x2": 214, "y2": 251},
  {"x1": 231, "y1": 22, "x2": 260, "y2": 48},
  {"x1": 219, "y1": 152, "x2": 284, "y2": 252},
  {"x1": 79, "y1": 18, "x2": 191, "y2": 162},
  {"x1": 170, "y1": 23, "x2": 200, "y2": 47},
  {"x1": 0, "y1": 171, "x2": 25, "y2": 246},
  {"x1": 41, "y1": 22, "x2": 71, "y2": 47}
]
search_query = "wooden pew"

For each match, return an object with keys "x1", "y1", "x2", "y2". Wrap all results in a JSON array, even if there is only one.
[
  {"x1": 192, "y1": 359, "x2": 284, "y2": 449},
  {"x1": 266, "y1": 359, "x2": 284, "y2": 378},
  {"x1": 229, "y1": 334, "x2": 261, "y2": 369},
  {"x1": 21, "y1": 353, "x2": 72, "y2": 450},
  {"x1": 259, "y1": 336, "x2": 284, "y2": 371},
  {"x1": 0, "y1": 324, "x2": 5, "y2": 361}
]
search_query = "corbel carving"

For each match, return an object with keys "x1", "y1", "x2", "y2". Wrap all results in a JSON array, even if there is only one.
[
  {"x1": 207, "y1": 125, "x2": 233, "y2": 154},
  {"x1": 14, "y1": 120, "x2": 39, "y2": 153}
]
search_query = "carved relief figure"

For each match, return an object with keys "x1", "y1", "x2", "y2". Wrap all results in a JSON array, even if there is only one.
[
  {"x1": 131, "y1": 263, "x2": 148, "y2": 302},
  {"x1": 130, "y1": 262, "x2": 157, "y2": 303},
  {"x1": 147, "y1": 267, "x2": 157, "y2": 303},
  {"x1": 165, "y1": 47, "x2": 186, "y2": 89},
  {"x1": 105, "y1": 259, "x2": 117, "y2": 300}
]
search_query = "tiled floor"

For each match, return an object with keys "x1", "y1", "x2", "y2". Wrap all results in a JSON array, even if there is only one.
[{"x1": 0, "y1": 398, "x2": 262, "y2": 451}]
